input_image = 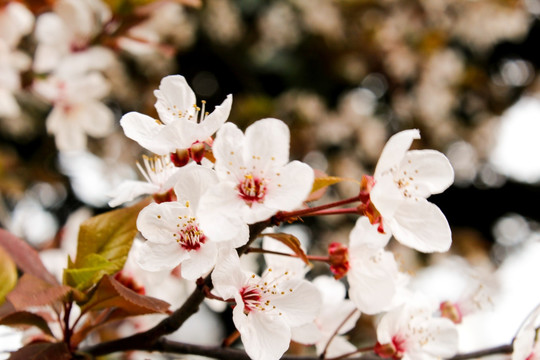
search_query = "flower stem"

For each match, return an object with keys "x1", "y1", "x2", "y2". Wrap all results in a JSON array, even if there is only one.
[
  {"x1": 320, "y1": 308, "x2": 360, "y2": 359},
  {"x1": 274, "y1": 195, "x2": 361, "y2": 223}
]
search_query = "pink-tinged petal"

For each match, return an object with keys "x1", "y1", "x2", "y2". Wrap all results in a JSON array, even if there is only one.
[
  {"x1": 211, "y1": 247, "x2": 248, "y2": 299},
  {"x1": 270, "y1": 279, "x2": 321, "y2": 326},
  {"x1": 179, "y1": 242, "x2": 218, "y2": 280},
  {"x1": 120, "y1": 112, "x2": 175, "y2": 155},
  {"x1": 375, "y1": 129, "x2": 420, "y2": 178},
  {"x1": 173, "y1": 164, "x2": 218, "y2": 213},
  {"x1": 136, "y1": 202, "x2": 191, "y2": 244},
  {"x1": 236, "y1": 310, "x2": 291, "y2": 360},
  {"x1": 135, "y1": 240, "x2": 188, "y2": 272},
  {"x1": 264, "y1": 161, "x2": 314, "y2": 212},
  {"x1": 348, "y1": 247, "x2": 399, "y2": 314},
  {"x1": 213, "y1": 122, "x2": 246, "y2": 181},
  {"x1": 376, "y1": 304, "x2": 409, "y2": 344},
  {"x1": 245, "y1": 118, "x2": 290, "y2": 169},
  {"x1": 198, "y1": 182, "x2": 250, "y2": 245},
  {"x1": 350, "y1": 217, "x2": 391, "y2": 249},
  {"x1": 370, "y1": 173, "x2": 404, "y2": 219},
  {"x1": 78, "y1": 101, "x2": 115, "y2": 137},
  {"x1": 154, "y1": 75, "x2": 196, "y2": 124},
  {"x1": 414, "y1": 318, "x2": 458, "y2": 358},
  {"x1": 388, "y1": 199, "x2": 452, "y2": 253},
  {"x1": 291, "y1": 323, "x2": 322, "y2": 344},
  {"x1": 108, "y1": 180, "x2": 159, "y2": 207},
  {"x1": 400, "y1": 150, "x2": 454, "y2": 197}
]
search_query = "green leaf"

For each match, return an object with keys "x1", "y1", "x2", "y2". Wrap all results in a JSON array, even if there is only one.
[
  {"x1": 261, "y1": 232, "x2": 311, "y2": 265},
  {"x1": 0, "y1": 245, "x2": 17, "y2": 306},
  {"x1": 0, "y1": 311, "x2": 55, "y2": 338},
  {"x1": 64, "y1": 199, "x2": 149, "y2": 291},
  {"x1": 0, "y1": 228, "x2": 57, "y2": 285}
]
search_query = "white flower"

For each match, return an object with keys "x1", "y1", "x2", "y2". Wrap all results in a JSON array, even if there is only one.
[
  {"x1": 369, "y1": 129, "x2": 454, "y2": 252},
  {"x1": 375, "y1": 296, "x2": 458, "y2": 360},
  {"x1": 33, "y1": 71, "x2": 115, "y2": 151},
  {"x1": 198, "y1": 118, "x2": 314, "y2": 244},
  {"x1": 212, "y1": 248, "x2": 321, "y2": 360},
  {"x1": 135, "y1": 165, "x2": 222, "y2": 280},
  {"x1": 513, "y1": 304, "x2": 540, "y2": 360},
  {"x1": 120, "y1": 75, "x2": 232, "y2": 155},
  {"x1": 348, "y1": 217, "x2": 407, "y2": 315},
  {"x1": 108, "y1": 155, "x2": 180, "y2": 207},
  {"x1": 292, "y1": 276, "x2": 360, "y2": 358},
  {"x1": 0, "y1": 2, "x2": 34, "y2": 48}
]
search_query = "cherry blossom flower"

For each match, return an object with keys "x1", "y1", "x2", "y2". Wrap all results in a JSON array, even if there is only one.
[
  {"x1": 198, "y1": 118, "x2": 314, "y2": 244},
  {"x1": 347, "y1": 217, "x2": 407, "y2": 315},
  {"x1": 33, "y1": 71, "x2": 115, "y2": 151},
  {"x1": 212, "y1": 248, "x2": 321, "y2": 360},
  {"x1": 292, "y1": 276, "x2": 360, "y2": 358},
  {"x1": 512, "y1": 304, "x2": 540, "y2": 360},
  {"x1": 135, "y1": 165, "x2": 223, "y2": 280},
  {"x1": 108, "y1": 155, "x2": 180, "y2": 207},
  {"x1": 120, "y1": 75, "x2": 232, "y2": 157},
  {"x1": 366, "y1": 129, "x2": 454, "y2": 252},
  {"x1": 374, "y1": 296, "x2": 458, "y2": 360}
]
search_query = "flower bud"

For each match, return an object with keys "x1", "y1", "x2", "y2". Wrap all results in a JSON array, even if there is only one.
[
  {"x1": 328, "y1": 242, "x2": 350, "y2": 279},
  {"x1": 171, "y1": 149, "x2": 190, "y2": 167}
]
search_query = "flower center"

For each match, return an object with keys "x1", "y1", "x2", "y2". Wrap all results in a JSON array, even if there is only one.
[
  {"x1": 175, "y1": 222, "x2": 206, "y2": 251},
  {"x1": 238, "y1": 173, "x2": 267, "y2": 206},
  {"x1": 137, "y1": 154, "x2": 177, "y2": 191},
  {"x1": 240, "y1": 286, "x2": 263, "y2": 313}
]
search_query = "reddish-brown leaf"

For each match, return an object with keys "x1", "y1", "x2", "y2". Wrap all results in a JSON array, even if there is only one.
[
  {"x1": 6, "y1": 274, "x2": 72, "y2": 311},
  {"x1": 81, "y1": 275, "x2": 170, "y2": 316},
  {"x1": 0, "y1": 228, "x2": 58, "y2": 285},
  {"x1": 8, "y1": 342, "x2": 72, "y2": 360},
  {"x1": 261, "y1": 232, "x2": 311, "y2": 265},
  {"x1": 0, "y1": 311, "x2": 54, "y2": 337}
]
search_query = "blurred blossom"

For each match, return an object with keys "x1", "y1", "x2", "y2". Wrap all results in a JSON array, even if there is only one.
[
  {"x1": 496, "y1": 59, "x2": 535, "y2": 87},
  {"x1": 362, "y1": 73, "x2": 388, "y2": 99},
  {"x1": 291, "y1": 0, "x2": 344, "y2": 43},
  {"x1": 202, "y1": 0, "x2": 243, "y2": 45},
  {"x1": 59, "y1": 151, "x2": 134, "y2": 207},
  {"x1": 490, "y1": 97, "x2": 540, "y2": 183},
  {"x1": 446, "y1": 141, "x2": 478, "y2": 186},
  {"x1": 303, "y1": 151, "x2": 328, "y2": 173},
  {"x1": 493, "y1": 213, "x2": 530, "y2": 247},
  {"x1": 9, "y1": 196, "x2": 58, "y2": 246}
]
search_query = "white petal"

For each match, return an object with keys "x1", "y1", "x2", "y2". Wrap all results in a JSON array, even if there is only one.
[
  {"x1": 318, "y1": 300, "x2": 360, "y2": 335},
  {"x1": 245, "y1": 118, "x2": 290, "y2": 169},
  {"x1": 318, "y1": 335, "x2": 357, "y2": 358},
  {"x1": 47, "y1": 109, "x2": 87, "y2": 151},
  {"x1": 213, "y1": 122, "x2": 246, "y2": 180},
  {"x1": 348, "y1": 247, "x2": 399, "y2": 314},
  {"x1": 136, "y1": 241, "x2": 187, "y2": 272},
  {"x1": 173, "y1": 164, "x2": 218, "y2": 213},
  {"x1": 78, "y1": 101, "x2": 115, "y2": 137},
  {"x1": 388, "y1": 199, "x2": 452, "y2": 253},
  {"x1": 211, "y1": 247, "x2": 248, "y2": 300},
  {"x1": 198, "y1": 182, "x2": 250, "y2": 245},
  {"x1": 108, "y1": 180, "x2": 159, "y2": 207},
  {"x1": 312, "y1": 276, "x2": 346, "y2": 305},
  {"x1": 370, "y1": 172, "x2": 404, "y2": 220},
  {"x1": 236, "y1": 310, "x2": 291, "y2": 360},
  {"x1": 400, "y1": 150, "x2": 454, "y2": 197},
  {"x1": 349, "y1": 217, "x2": 391, "y2": 249},
  {"x1": 181, "y1": 94, "x2": 232, "y2": 145},
  {"x1": 154, "y1": 75, "x2": 196, "y2": 124},
  {"x1": 375, "y1": 129, "x2": 420, "y2": 178},
  {"x1": 291, "y1": 323, "x2": 322, "y2": 344},
  {"x1": 180, "y1": 242, "x2": 218, "y2": 280},
  {"x1": 271, "y1": 279, "x2": 321, "y2": 326},
  {"x1": 136, "y1": 202, "x2": 190, "y2": 244},
  {"x1": 264, "y1": 161, "x2": 314, "y2": 212},
  {"x1": 417, "y1": 318, "x2": 458, "y2": 358},
  {"x1": 120, "y1": 112, "x2": 176, "y2": 155}
]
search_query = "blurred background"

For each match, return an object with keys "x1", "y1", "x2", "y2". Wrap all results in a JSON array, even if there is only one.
[{"x1": 2, "y1": 0, "x2": 540, "y2": 357}]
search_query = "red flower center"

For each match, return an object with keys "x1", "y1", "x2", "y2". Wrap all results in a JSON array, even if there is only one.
[
  {"x1": 238, "y1": 173, "x2": 267, "y2": 206},
  {"x1": 176, "y1": 223, "x2": 206, "y2": 251}
]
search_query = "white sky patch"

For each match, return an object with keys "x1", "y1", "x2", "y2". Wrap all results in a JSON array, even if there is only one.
[{"x1": 490, "y1": 97, "x2": 540, "y2": 183}]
